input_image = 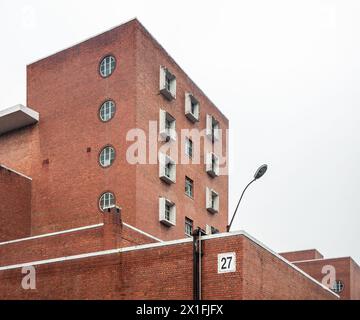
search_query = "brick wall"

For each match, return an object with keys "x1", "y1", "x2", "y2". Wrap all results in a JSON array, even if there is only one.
[
  {"x1": 0, "y1": 211, "x2": 158, "y2": 266},
  {"x1": 134, "y1": 21, "x2": 229, "y2": 240},
  {"x1": 294, "y1": 258, "x2": 351, "y2": 299},
  {"x1": 0, "y1": 233, "x2": 337, "y2": 300},
  {"x1": 0, "y1": 126, "x2": 38, "y2": 177},
  {"x1": 201, "y1": 235, "x2": 243, "y2": 299},
  {"x1": 350, "y1": 258, "x2": 360, "y2": 300},
  {"x1": 0, "y1": 19, "x2": 229, "y2": 241},
  {"x1": 25, "y1": 21, "x2": 138, "y2": 235},
  {"x1": 0, "y1": 166, "x2": 31, "y2": 241},
  {"x1": 280, "y1": 249, "x2": 324, "y2": 262},
  {"x1": 242, "y1": 240, "x2": 333, "y2": 300}
]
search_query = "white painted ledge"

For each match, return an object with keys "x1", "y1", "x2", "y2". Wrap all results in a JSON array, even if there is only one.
[{"x1": 0, "y1": 104, "x2": 39, "y2": 135}]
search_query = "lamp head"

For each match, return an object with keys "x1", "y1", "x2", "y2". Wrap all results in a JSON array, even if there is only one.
[{"x1": 254, "y1": 164, "x2": 268, "y2": 180}]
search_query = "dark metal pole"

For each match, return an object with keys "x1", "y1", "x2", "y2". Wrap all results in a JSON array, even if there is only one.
[
  {"x1": 227, "y1": 178, "x2": 256, "y2": 232},
  {"x1": 193, "y1": 227, "x2": 206, "y2": 300},
  {"x1": 192, "y1": 229, "x2": 199, "y2": 300}
]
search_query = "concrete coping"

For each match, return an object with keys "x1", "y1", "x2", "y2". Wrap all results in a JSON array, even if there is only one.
[{"x1": 0, "y1": 104, "x2": 39, "y2": 136}]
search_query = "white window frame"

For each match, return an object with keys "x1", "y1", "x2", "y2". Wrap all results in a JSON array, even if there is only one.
[
  {"x1": 206, "y1": 152, "x2": 219, "y2": 177},
  {"x1": 206, "y1": 187, "x2": 219, "y2": 214},
  {"x1": 99, "y1": 192, "x2": 115, "y2": 211},
  {"x1": 185, "y1": 93, "x2": 200, "y2": 122},
  {"x1": 99, "y1": 146, "x2": 116, "y2": 167},
  {"x1": 159, "y1": 197, "x2": 176, "y2": 226},
  {"x1": 159, "y1": 153, "x2": 176, "y2": 184},
  {"x1": 159, "y1": 109, "x2": 176, "y2": 141},
  {"x1": 160, "y1": 66, "x2": 176, "y2": 100},
  {"x1": 100, "y1": 56, "x2": 116, "y2": 78},
  {"x1": 206, "y1": 114, "x2": 220, "y2": 142}
]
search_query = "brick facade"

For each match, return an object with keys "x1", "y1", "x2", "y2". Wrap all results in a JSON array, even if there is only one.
[
  {"x1": 0, "y1": 166, "x2": 31, "y2": 242},
  {"x1": 350, "y1": 258, "x2": 360, "y2": 300},
  {"x1": 0, "y1": 18, "x2": 354, "y2": 300},
  {"x1": 280, "y1": 249, "x2": 324, "y2": 262},
  {"x1": 0, "y1": 209, "x2": 158, "y2": 267},
  {"x1": 0, "y1": 18, "x2": 228, "y2": 241},
  {"x1": 280, "y1": 249, "x2": 360, "y2": 300},
  {"x1": 0, "y1": 231, "x2": 337, "y2": 300}
]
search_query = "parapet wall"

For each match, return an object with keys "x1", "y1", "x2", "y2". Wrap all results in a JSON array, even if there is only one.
[
  {"x1": 0, "y1": 211, "x2": 159, "y2": 266},
  {"x1": 280, "y1": 249, "x2": 324, "y2": 262},
  {"x1": 0, "y1": 232, "x2": 338, "y2": 300}
]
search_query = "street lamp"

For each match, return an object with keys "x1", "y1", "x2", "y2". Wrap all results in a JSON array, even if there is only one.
[{"x1": 226, "y1": 164, "x2": 268, "y2": 232}]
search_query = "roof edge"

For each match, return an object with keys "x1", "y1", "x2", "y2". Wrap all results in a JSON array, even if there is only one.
[
  {"x1": 0, "y1": 104, "x2": 39, "y2": 121},
  {"x1": 0, "y1": 164, "x2": 32, "y2": 181},
  {"x1": 26, "y1": 17, "x2": 139, "y2": 67},
  {"x1": 26, "y1": 18, "x2": 228, "y2": 121}
]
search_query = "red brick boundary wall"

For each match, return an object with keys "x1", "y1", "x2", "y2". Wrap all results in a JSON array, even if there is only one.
[
  {"x1": 0, "y1": 231, "x2": 338, "y2": 300},
  {"x1": 0, "y1": 211, "x2": 160, "y2": 266}
]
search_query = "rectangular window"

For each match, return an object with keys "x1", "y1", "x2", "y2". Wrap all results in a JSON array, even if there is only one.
[
  {"x1": 185, "y1": 137, "x2": 193, "y2": 158},
  {"x1": 165, "y1": 118, "x2": 172, "y2": 132},
  {"x1": 165, "y1": 203, "x2": 171, "y2": 221},
  {"x1": 159, "y1": 197, "x2": 176, "y2": 227},
  {"x1": 206, "y1": 225, "x2": 219, "y2": 235},
  {"x1": 165, "y1": 162, "x2": 172, "y2": 178},
  {"x1": 160, "y1": 66, "x2": 176, "y2": 100},
  {"x1": 191, "y1": 101, "x2": 197, "y2": 115},
  {"x1": 211, "y1": 155, "x2": 215, "y2": 171},
  {"x1": 165, "y1": 74, "x2": 172, "y2": 91},
  {"x1": 206, "y1": 187, "x2": 219, "y2": 213},
  {"x1": 211, "y1": 226, "x2": 219, "y2": 234},
  {"x1": 211, "y1": 193, "x2": 216, "y2": 208},
  {"x1": 159, "y1": 109, "x2": 176, "y2": 141},
  {"x1": 206, "y1": 114, "x2": 220, "y2": 142},
  {"x1": 206, "y1": 152, "x2": 219, "y2": 177},
  {"x1": 185, "y1": 176, "x2": 194, "y2": 198},
  {"x1": 185, "y1": 93, "x2": 200, "y2": 122},
  {"x1": 159, "y1": 153, "x2": 176, "y2": 184},
  {"x1": 185, "y1": 217, "x2": 193, "y2": 236}
]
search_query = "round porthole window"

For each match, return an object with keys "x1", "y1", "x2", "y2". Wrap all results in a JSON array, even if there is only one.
[
  {"x1": 99, "y1": 192, "x2": 115, "y2": 211},
  {"x1": 99, "y1": 100, "x2": 116, "y2": 122},
  {"x1": 99, "y1": 55, "x2": 116, "y2": 78},
  {"x1": 99, "y1": 146, "x2": 116, "y2": 168},
  {"x1": 332, "y1": 280, "x2": 344, "y2": 293}
]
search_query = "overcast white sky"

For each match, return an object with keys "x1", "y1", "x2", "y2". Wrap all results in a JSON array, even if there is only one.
[{"x1": 0, "y1": 0, "x2": 359, "y2": 263}]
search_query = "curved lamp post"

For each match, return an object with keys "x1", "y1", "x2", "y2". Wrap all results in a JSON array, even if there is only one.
[{"x1": 226, "y1": 164, "x2": 268, "y2": 232}]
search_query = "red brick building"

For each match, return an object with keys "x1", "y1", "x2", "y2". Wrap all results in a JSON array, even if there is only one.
[
  {"x1": 280, "y1": 249, "x2": 360, "y2": 300},
  {"x1": 0, "y1": 18, "x2": 228, "y2": 241},
  {"x1": 0, "y1": 18, "x2": 348, "y2": 300}
]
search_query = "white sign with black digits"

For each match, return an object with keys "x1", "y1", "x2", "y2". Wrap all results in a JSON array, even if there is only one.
[{"x1": 217, "y1": 252, "x2": 236, "y2": 273}]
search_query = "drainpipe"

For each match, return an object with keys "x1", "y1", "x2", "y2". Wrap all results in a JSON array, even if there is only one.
[{"x1": 193, "y1": 227, "x2": 206, "y2": 300}]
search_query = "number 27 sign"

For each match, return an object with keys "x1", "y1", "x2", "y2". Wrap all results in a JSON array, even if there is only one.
[{"x1": 218, "y1": 252, "x2": 236, "y2": 273}]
